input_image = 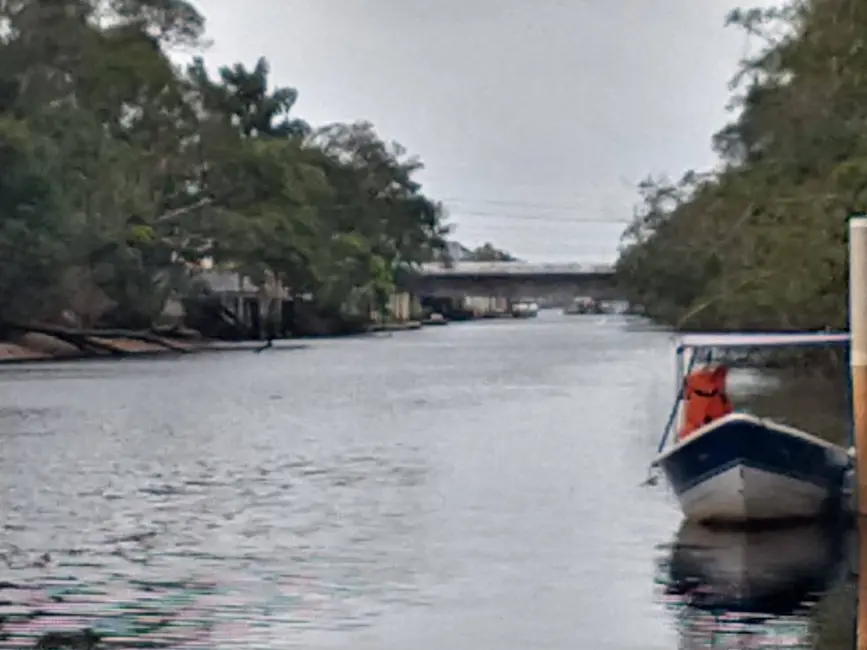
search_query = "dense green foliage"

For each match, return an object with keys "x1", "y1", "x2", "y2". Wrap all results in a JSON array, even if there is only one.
[
  {"x1": 0, "y1": 0, "x2": 450, "y2": 328},
  {"x1": 616, "y1": 0, "x2": 867, "y2": 331}
]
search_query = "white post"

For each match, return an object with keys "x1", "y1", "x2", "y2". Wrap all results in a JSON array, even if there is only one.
[
  {"x1": 850, "y1": 214, "x2": 867, "y2": 511},
  {"x1": 849, "y1": 214, "x2": 867, "y2": 650}
]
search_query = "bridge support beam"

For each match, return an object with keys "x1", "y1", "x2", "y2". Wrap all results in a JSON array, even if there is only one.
[{"x1": 409, "y1": 279, "x2": 622, "y2": 303}]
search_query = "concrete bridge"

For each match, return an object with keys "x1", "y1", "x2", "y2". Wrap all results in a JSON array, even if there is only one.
[{"x1": 407, "y1": 261, "x2": 622, "y2": 304}]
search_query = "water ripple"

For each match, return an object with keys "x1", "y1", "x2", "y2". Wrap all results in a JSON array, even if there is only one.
[{"x1": 2, "y1": 315, "x2": 847, "y2": 649}]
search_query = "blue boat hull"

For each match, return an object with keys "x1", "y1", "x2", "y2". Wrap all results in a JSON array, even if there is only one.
[{"x1": 655, "y1": 414, "x2": 849, "y2": 523}]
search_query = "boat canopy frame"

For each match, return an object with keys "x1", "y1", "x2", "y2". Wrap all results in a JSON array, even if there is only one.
[{"x1": 655, "y1": 331, "x2": 852, "y2": 455}]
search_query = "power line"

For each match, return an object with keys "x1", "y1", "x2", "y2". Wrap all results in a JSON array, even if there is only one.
[
  {"x1": 442, "y1": 197, "x2": 603, "y2": 211},
  {"x1": 440, "y1": 196, "x2": 631, "y2": 223},
  {"x1": 445, "y1": 210, "x2": 630, "y2": 224}
]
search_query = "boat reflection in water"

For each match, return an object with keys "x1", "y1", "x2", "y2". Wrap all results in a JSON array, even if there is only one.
[{"x1": 656, "y1": 521, "x2": 855, "y2": 649}]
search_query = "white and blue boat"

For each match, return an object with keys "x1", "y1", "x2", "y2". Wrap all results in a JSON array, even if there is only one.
[{"x1": 652, "y1": 332, "x2": 852, "y2": 524}]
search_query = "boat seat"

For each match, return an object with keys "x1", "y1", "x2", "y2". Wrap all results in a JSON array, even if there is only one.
[{"x1": 678, "y1": 366, "x2": 733, "y2": 441}]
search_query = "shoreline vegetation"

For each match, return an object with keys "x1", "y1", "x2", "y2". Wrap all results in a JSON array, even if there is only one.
[
  {"x1": 614, "y1": 0, "x2": 863, "y2": 349},
  {"x1": 0, "y1": 0, "x2": 521, "y2": 356}
]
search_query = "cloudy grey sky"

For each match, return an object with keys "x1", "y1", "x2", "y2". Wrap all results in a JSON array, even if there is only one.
[{"x1": 192, "y1": 0, "x2": 756, "y2": 263}]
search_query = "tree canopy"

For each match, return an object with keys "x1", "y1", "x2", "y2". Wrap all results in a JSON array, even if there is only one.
[
  {"x1": 616, "y1": 0, "x2": 866, "y2": 331},
  {"x1": 0, "y1": 0, "x2": 452, "y2": 329},
  {"x1": 464, "y1": 242, "x2": 518, "y2": 262}
]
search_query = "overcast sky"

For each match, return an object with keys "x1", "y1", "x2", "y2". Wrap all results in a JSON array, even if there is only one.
[{"x1": 190, "y1": 0, "x2": 757, "y2": 263}]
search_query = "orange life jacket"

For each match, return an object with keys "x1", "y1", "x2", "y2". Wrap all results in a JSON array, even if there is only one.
[{"x1": 678, "y1": 366, "x2": 733, "y2": 441}]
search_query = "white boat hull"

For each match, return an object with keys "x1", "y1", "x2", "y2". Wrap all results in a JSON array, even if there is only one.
[{"x1": 679, "y1": 463, "x2": 832, "y2": 523}]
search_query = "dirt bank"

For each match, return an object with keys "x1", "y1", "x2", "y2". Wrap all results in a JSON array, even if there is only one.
[
  {"x1": 0, "y1": 330, "x2": 200, "y2": 364},
  {"x1": 0, "y1": 320, "x2": 426, "y2": 363}
]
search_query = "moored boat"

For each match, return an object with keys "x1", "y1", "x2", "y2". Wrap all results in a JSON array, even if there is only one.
[
  {"x1": 511, "y1": 301, "x2": 539, "y2": 318},
  {"x1": 651, "y1": 332, "x2": 852, "y2": 525}
]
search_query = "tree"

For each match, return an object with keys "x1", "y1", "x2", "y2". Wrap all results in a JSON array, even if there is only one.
[
  {"x1": 0, "y1": 118, "x2": 71, "y2": 323},
  {"x1": 616, "y1": 0, "x2": 867, "y2": 332},
  {"x1": 465, "y1": 242, "x2": 517, "y2": 262},
  {"x1": 0, "y1": 3, "x2": 449, "y2": 332}
]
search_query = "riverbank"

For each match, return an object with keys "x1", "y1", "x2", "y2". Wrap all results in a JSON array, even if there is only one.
[
  {"x1": 0, "y1": 332, "x2": 199, "y2": 364},
  {"x1": 0, "y1": 320, "x2": 427, "y2": 364}
]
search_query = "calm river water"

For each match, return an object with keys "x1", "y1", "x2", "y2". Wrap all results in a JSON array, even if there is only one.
[{"x1": 0, "y1": 312, "x2": 856, "y2": 649}]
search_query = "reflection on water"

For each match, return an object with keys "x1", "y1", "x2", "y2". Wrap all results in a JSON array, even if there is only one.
[
  {"x1": 0, "y1": 447, "x2": 435, "y2": 647},
  {"x1": 0, "y1": 579, "x2": 219, "y2": 647},
  {"x1": 655, "y1": 521, "x2": 856, "y2": 649}
]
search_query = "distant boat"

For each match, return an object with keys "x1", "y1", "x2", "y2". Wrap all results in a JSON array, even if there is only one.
[
  {"x1": 511, "y1": 302, "x2": 538, "y2": 318},
  {"x1": 651, "y1": 331, "x2": 852, "y2": 524},
  {"x1": 563, "y1": 296, "x2": 602, "y2": 315},
  {"x1": 422, "y1": 313, "x2": 448, "y2": 326}
]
